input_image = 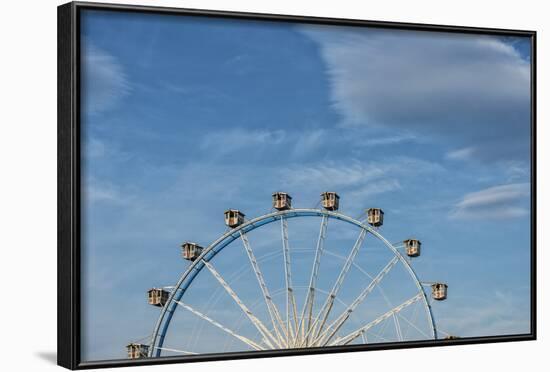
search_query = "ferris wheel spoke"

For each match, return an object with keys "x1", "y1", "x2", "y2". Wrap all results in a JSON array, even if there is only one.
[
  {"x1": 402, "y1": 299, "x2": 422, "y2": 339},
  {"x1": 280, "y1": 217, "x2": 300, "y2": 346},
  {"x1": 366, "y1": 330, "x2": 390, "y2": 343},
  {"x1": 329, "y1": 293, "x2": 423, "y2": 346},
  {"x1": 239, "y1": 231, "x2": 288, "y2": 346},
  {"x1": 392, "y1": 313, "x2": 403, "y2": 341},
  {"x1": 397, "y1": 310, "x2": 430, "y2": 339},
  {"x1": 154, "y1": 346, "x2": 199, "y2": 355},
  {"x1": 297, "y1": 215, "x2": 328, "y2": 345},
  {"x1": 313, "y1": 256, "x2": 399, "y2": 346},
  {"x1": 174, "y1": 300, "x2": 264, "y2": 351},
  {"x1": 307, "y1": 228, "x2": 368, "y2": 343},
  {"x1": 201, "y1": 259, "x2": 281, "y2": 349},
  {"x1": 360, "y1": 331, "x2": 367, "y2": 344}
]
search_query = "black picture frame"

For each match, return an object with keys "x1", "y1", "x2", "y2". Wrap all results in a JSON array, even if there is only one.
[{"x1": 58, "y1": 1, "x2": 537, "y2": 369}]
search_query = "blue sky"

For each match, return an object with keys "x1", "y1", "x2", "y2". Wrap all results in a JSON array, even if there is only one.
[{"x1": 80, "y1": 10, "x2": 532, "y2": 361}]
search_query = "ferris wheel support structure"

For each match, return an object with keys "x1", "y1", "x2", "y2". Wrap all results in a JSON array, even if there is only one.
[{"x1": 147, "y1": 208, "x2": 438, "y2": 357}]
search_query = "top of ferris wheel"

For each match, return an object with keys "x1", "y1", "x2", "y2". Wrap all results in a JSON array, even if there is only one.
[
  {"x1": 218, "y1": 192, "x2": 430, "y2": 260},
  {"x1": 226, "y1": 191, "x2": 384, "y2": 226},
  {"x1": 221, "y1": 192, "x2": 431, "y2": 262},
  {"x1": 272, "y1": 191, "x2": 384, "y2": 225}
]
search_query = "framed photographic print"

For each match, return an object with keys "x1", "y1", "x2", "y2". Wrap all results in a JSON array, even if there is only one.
[{"x1": 57, "y1": 1, "x2": 536, "y2": 369}]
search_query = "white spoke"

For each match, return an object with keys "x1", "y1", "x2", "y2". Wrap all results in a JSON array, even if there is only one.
[
  {"x1": 403, "y1": 298, "x2": 419, "y2": 339},
  {"x1": 298, "y1": 215, "x2": 328, "y2": 345},
  {"x1": 201, "y1": 259, "x2": 281, "y2": 349},
  {"x1": 330, "y1": 293, "x2": 423, "y2": 346},
  {"x1": 367, "y1": 330, "x2": 391, "y2": 343},
  {"x1": 398, "y1": 310, "x2": 430, "y2": 339},
  {"x1": 308, "y1": 228, "x2": 368, "y2": 342},
  {"x1": 155, "y1": 346, "x2": 198, "y2": 355},
  {"x1": 175, "y1": 300, "x2": 264, "y2": 351},
  {"x1": 281, "y1": 217, "x2": 299, "y2": 346},
  {"x1": 239, "y1": 231, "x2": 288, "y2": 346},
  {"x1": 393, "y1": 313, "x2": 403, "y2": 341},
  {"x1": 377, "y1": 313, "x2": 392, "y2": 340},
  {"x1": 314, "y1": 256, "x2": 399, "y2": 346}
]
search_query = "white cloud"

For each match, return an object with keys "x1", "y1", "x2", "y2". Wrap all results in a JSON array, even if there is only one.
[
  {"x1": 450, "y1": 183, "x2": 530, "y2": 219},
  {"x1": 283, "y1": 157, "x2": 442, "y2": 186},
  {"x1": 503, "y1": 161, "x2": 530, "y2": 182},
  {"x1": 200, "y1": 128, "x2": 286, "y2": 154},
  {"x1": 82, "y1": 43, "x2": 131, "y2": 114},
  {"x1": 437, "y1": 290, "x2": 530, "y2": 337},
  {"x1": 348, "y1": 179, "x2": 402, "y2": 200},
  {"x1": 292, "y1": 129, "x2": 326, "y2": 157},
  {"x1": 291, "y1": 129, "x2": 420, "y2": 158},
  {"x1": 302, "y1": 26, "x2": 530, "y2": 162},
  {"x1": 360, "y1": 134, "x2": 418, "y2": 147},
  {"x1": 281, "y1": 157, "x2": 442, "y2": 208},
  {"x1": 446, "y1": 147, "x2": 475, "y2": 161},
  {"x1": 282, "y1": 162, "x2": 385, "y2": 189},
  {"x1": 82, "y1": 136, "x2": 134, "y2": 164},
  {"x1": 84, "y1": 178, "x2": 132, "y2": 205}
]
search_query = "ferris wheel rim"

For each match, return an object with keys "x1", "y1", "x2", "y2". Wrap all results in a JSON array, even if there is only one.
[{"x1": 148, "y1": 208, "x2": 437, "y2": 357}]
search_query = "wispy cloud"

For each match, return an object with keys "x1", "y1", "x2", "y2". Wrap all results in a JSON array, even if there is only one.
[
  {"x1": 450, "y1": 183, "x2": 529, "y2": 220},
  {"x1": 281, "y1": 157, "x2": 443, "y2": 209},
  {"x1": 359, "y1": 134, "x2": 418, "y2": 147},
  {"x1": 347, "y1": 179, "x2": 402, "y2": 200},
  {"x1": 200, "y1": 128, "x2": 286, "y2": 154},
  {"x1": 301, "y1": 26, "x2": 530, "y2": 162},
  {"x1": 437, "y1": 289, "x2": 530, "y2": 337},
  {"x1": 503, "y1": 161, "x2": 530, "y2": 182},
  {"x1": 446, "y1": 147, "x2": 475, "y2": 161},
  {"x1": 283, "y1": 162, "x2": 383, "y2": 189},
  {"x1": 82, "y1": 136, "x2": 134, "y2": 165},
  {"x1": 83, "y1": 177, "x2": 133, "y2": 205},
  {"x1": 283, "y1": 157, "x2": 442, "y2": 187},
  {"x1": 291, "y1": 129, "x2": 420, "y2": 158},
  {"x1": 292, "y1": 129, "x2": 326, "y2": 157},
  {"x1": 82, "y1": 43, "x2": 131, "y2": 114}
]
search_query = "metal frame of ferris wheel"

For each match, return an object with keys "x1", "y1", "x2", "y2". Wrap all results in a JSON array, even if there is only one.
[{"x1": 131, "y1": 193, "x2": 447, "y2": 359}]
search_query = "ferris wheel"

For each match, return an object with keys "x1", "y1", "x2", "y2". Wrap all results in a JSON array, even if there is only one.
[{"x1": 126, "y1": 192, "x2": 449, "y2": 359}]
